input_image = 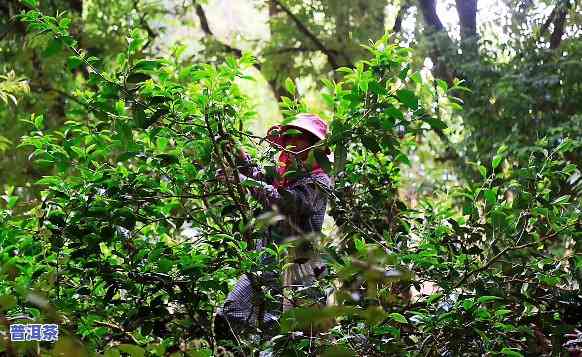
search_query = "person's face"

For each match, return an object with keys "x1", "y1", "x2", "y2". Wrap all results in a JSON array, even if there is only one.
[{"x1": 282, "y1": 133, "x2": 314, "y2": 156}]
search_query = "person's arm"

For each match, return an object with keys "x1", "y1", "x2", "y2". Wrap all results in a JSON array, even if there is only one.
[
  {"x1": 236, "y1": 150, "x2": 266, "y2": 182},
  {"x1": 242, "y1": 173, "x2": 330, "y2": 213},
  {"x1": 234, "y1": 125, "x2": 284, "y2": 182}
]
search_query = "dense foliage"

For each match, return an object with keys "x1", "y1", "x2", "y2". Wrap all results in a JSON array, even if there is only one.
[{"x1": 0, "y1": 1, "x2": 580, "y2": 356}]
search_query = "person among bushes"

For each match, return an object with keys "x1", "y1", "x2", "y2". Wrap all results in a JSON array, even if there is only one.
[{"x1": 214, "y1": 113, "x2": 332, "y2": 338}]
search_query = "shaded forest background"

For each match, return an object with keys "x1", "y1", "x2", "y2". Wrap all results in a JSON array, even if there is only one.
[{"x1": 0, "y1": 0, "x2": 580, "y2": 356}]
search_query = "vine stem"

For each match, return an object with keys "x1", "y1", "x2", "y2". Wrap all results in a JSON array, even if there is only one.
[{"x1": 453, "y1": 231, "x2": 558, "y2": 289}]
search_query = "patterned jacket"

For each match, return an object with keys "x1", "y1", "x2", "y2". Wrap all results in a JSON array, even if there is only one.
[
  {"x1": 216, "y1": 154, "x2": 332, "y2": 333},
  {"x1": 238, "y1": 154, "x2": 331, "y2": 246}
]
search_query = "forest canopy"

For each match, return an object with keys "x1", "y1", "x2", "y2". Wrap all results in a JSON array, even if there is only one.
[{"x1": 0, "y1": 0, "x2": 580, "y2": 356}]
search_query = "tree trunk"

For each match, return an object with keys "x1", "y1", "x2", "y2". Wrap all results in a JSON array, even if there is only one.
[
  {"x1": 455, "y1": 0, "x2": 478, "y2": 60},
  {"x1": 550, "y1": 0, "x2": 570, "y2": 49},
  {"x1": 418, "y1": 0, "x2": 445, "y2": 31},
  {"x1": 417, "y1": 0, "x2": 456, "y2": 83},
  {"x1": 393, "y1": 1, "x2": 412, "y2": 33}
]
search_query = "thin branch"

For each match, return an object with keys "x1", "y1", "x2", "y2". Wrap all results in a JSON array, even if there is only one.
[
  {"x1": 94, "y1": 320, "x2": 139, "y2": 344},
  {"x1": 29, "y1": 83, "x2": 89, "y2": 108},
  {"x1": 126, "y1": 191, "x2": 229, "y2": 201},
  {"x1": 194, "y1": 3, "x2": 262, "y2": 71},
  {"x1": 272, "y1": 0, "x2": 343, "y2": 69},
  {"x1": 232, "y1": 128, "x2": 327, "y2": 156},
  {"x1": 263, "y1": 46, "x2": 316, "y2": 55},
  {"x1": 453, "y1": 231, "x2": 558, "y2": 289},
  {"x1": 133, "y1": 0, "x2": 158, "y2": 50}
]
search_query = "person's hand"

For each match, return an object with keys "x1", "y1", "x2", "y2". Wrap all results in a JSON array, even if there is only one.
[
  {"x1": 213, "y1": 134, "x2": 250, "y2": 162},
  {"x1": 215, "y1": 168, "x2": 248, "y2": 184},
  {"x1": 266, "y1": 125, "x2": 283, "y2": 144},
  {"x1": 213, "y1": 134, "x2": 238, "y2": 155}
]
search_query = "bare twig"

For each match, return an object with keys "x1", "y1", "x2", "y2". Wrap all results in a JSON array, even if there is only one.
[
  {"x1": 193, "y1": 3, "x2": 261, "y2": 71},
  {"x1": 94, "y1": 320, "x2": 140, "y2": 344},
  {"x1": 453, "y1": 231, "x2": 558, "y2": 289},
  {"x1": 272, "y1": 0, "x2": 344, "y2": 69}
]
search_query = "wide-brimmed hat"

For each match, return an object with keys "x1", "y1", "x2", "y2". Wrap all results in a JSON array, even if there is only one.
[{"x1": 269, "y1": 113, "x2": 328, "y2": 145}]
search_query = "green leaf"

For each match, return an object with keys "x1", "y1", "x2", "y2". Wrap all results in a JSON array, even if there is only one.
[
  {"x1": 478, "y1": 295, "x2": 501, "y2": 304},
  {"x1": 484, "y1": 188, "x2": 498, "y2": 205},
  {"x1": 126, "y1": 73, "x2": 150, "y2": 86},
  {"x1": 492, "y1": 154, "x2": 504, "y2": 170},
  {"x1": 241, "y1": 178, "x2": 264, "y2": 188},
  {"x1": 34, "y1": 114, "x2": 44, "y2": 130},
  {"x1": 369, "y1": 81, "x2": 387, "y2": 95},
  {"x1": 496, "y1": 145, "x2": 508, "y2": 155},
  {"x1": 462, "y1": 298, "x2": 475, "y2": 311},
  {"x1": 67, "y1": 55, "x2": 83, "y2": 70},
  {"x1": 0, "y1": 295, "x2": 16, "y2": 312},
  {"x1": 373, "y1": 325, "x2": 400, "y2": 338},
  {"x1": 410, "y1": 71, "x2": 422, "y2": 84},
  {"x1": 358, "y1": 78, "x2": 369, "y2": 93},
  {"x1": 494, "y1": 309, "x2": 512, "y2": 317},
  {"x1": 449, "y1": 102, "x2": 463, "y2": 111},
  {"x1": 395, "y1": 153, "x2": 411, "y2": 166},
  {"x1": 5, "y1": 196, "x2": 19, "y2": 209},
  {"x1": 500, "y1": 347, "x2": 523, "y2": 357},
  {"x1": 58, "y1": 18, "x2": 72, "y2": 31},
  {"x1": 436, "y1": 79, "x2": 448, "y2": 92},
  {"x1": 550, "y1": 195, "x2": 570, "y2": 205},
  {"x1": 396, "y1": 89, "x2": 418, "y2": 109},
  {"x1": 314, "y1": 149, "x2": 332, "y2": 173},
  {"x1": 425, "y1": 117, "x2": 447, "y2": 130},
  {"x1": 158, "y1": 258, "x2": 173, "y2": 273},
  {"x1": 117, "y1": 344, "x2": 145, "y2": 357},
  {"x1": 99, "y1": 242, "x2": 111, "y2": 258},
  {"x1": 132, "y1": 59, "x2": 163, "y2": 71},
  {"x1": 398, "y1": 65, "x2": 410, "y2": 80},
  {"x1": 478, "y1": 165, "x2": 487, "y2": 178},
  {"x1": 22, "y1": 0, "x2": 39, "y2": 8},
  {"x1": 354, "y1": 238, "x2": 366, "y2": 252},
  {"x1": 35, "y1": 176, "x2": 64, "y2": 186},
  {"x1": 284, "y1": 77, "x2": 296, "y2": 95},
  {"x1": 475, "y1": 307, "x2": 492, "y2": 319},
  {"x1": 44, "y1": 38, "x2": 63, "y2": 57},
  {"x1": 389, "y1": 312, "x2": 408, "y2": 324},
  {"x1": 336, "y1": 67, "x2": 353, "y2": 74},
  {"x1": 384, "y1": 106, "x2": 404, "y2": 121},
  {"x1": 321, "y1": 78, "x2": 334, "y2": 89},
  {"x1": 427, "y1": 292, "x2": 443, "y2": 304}
]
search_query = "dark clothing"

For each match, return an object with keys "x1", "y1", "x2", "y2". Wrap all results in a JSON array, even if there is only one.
[
  {"x1": 216, "y1": 154, "x2": 331, "y2": 335},
  {"x1": 240, "y1": 154, "x2": 330, "y2": 240}
]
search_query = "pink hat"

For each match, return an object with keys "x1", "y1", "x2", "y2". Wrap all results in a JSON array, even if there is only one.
[{"x1": 269, "y1": 113, "x2": 328, "y2": 145}]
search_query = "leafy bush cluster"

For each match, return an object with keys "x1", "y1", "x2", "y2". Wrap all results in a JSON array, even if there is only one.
[{"x1": 0, "y1": 7, "x2": 580, "y2": 357}]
